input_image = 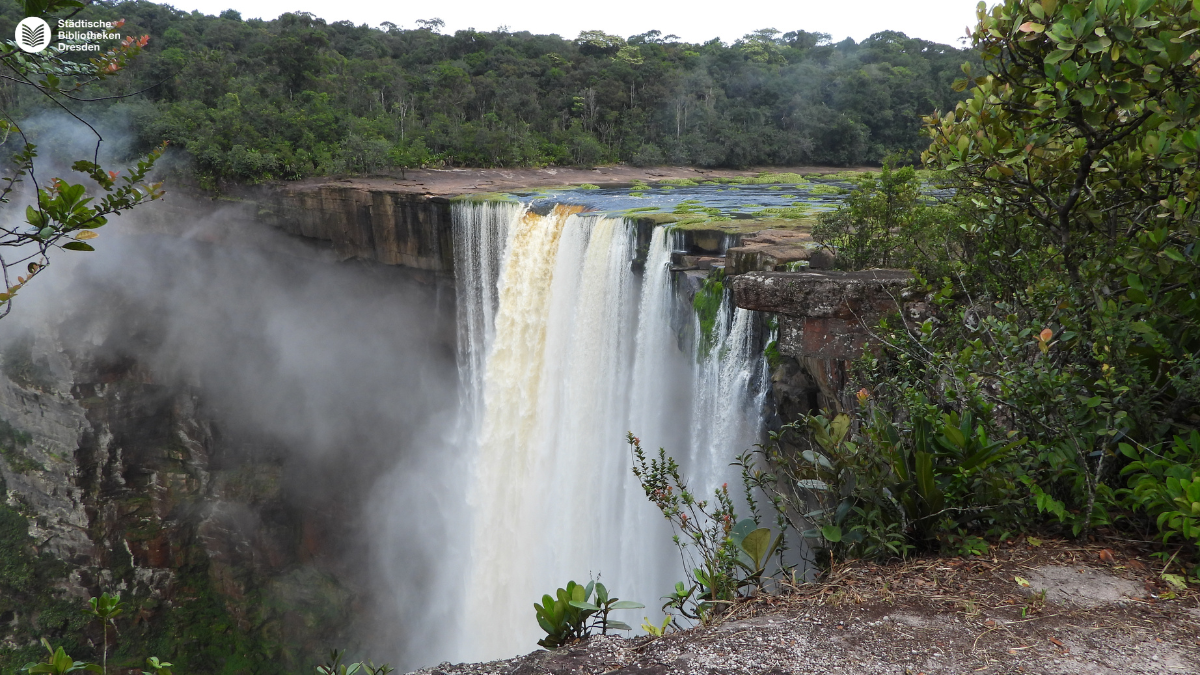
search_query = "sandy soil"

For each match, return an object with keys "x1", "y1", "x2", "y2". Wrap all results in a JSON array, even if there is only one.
[
  {"x1": 408, "y1": 539, "x2": 1200, "y2": 674},
  {"x1": 274, "y1": 166, "x2": 873, "y2": 196}
]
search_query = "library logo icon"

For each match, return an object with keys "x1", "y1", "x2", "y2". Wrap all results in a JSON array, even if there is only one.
[{"x1": 16, "y1": 17, "x2": 50, "y2": 53}]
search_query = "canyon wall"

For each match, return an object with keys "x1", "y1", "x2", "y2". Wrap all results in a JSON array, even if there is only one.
[
  {"x1": 0, "y1": 311, "x2": 357, "y2": 672},
  {"x1": 247, "y1": 184, "x2": 455, "y2": 273}
]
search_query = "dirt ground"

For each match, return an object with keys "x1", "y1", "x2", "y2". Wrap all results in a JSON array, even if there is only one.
[
  {"x1": 281, "y1": 165, "x2": 872, "y2": 196},
  {"x1": 409, "y1": 539, "x2": 1200, "y2": 674}
]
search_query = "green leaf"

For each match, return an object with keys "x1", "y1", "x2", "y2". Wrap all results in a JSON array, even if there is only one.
[
  {"x1": 820, "y1": 524, "x2": 842, "y2": 543},
  {"x1": 730, "y1": 518, "x2": 758, "y2": 546},
  {"x1": 568, "y1": 601, "x2": 599, "y2": 611},
  {"x1": 62, "y1": 241, "x2": 94, "y2": 252},
  {"x1": 609, "y1": 600, "x2": 645, "y2": 610},
  {"x1": 605, "y1": 620, "x2": 633, "y2": 631},
  {"x1": 1045, "y1": 49, "x2": 1072, "y2": 64},
  {"x1": 1161, "y1": 573, "x2": 1187, "y2": 590},
  {"x1": 941, "y1": 423, "x2": 967, "y2": 449},
  {"x1": 914, "y1": 451, "x2": 945, "y2": 513},
  {"x1": 830, "y1": 414, "x2": 851, "y2": 445},
  {"x1": 739, "y1": 528, "x2": 772, "y2": 567}
]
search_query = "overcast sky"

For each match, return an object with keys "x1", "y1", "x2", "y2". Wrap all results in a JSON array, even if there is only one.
[{"x1": 159, "y1": 0, "x2": 982, "y2": 47}]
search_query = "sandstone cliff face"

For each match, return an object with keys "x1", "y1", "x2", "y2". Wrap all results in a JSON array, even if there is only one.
[{"x1": 251, "y1": 185, "x2": 455, "y2": 273}]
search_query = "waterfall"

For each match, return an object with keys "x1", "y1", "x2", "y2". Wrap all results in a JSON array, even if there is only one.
[
  {"x1": 689, "y1": 298, "x2": 771, "y2": 496},
  {"x1": 452, "y1": 204, "x2": 766, "y2": 661},
  {"x1": 452, "y1": 200, "x2": 522, "y2": 424}
]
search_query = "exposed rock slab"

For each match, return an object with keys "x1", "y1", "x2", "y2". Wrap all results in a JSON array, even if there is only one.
[
  {"x1": 725, "y1": 229, "x2": 834, "y2": 274},
  {"x1": 1022, "y1": 565, "x2": 1146, "y2": 608},
  {"x1": 732, "y1": 269, "x2": 911, "y2": 321},
  {"x1": 734, "y1": 270, "x2": 910, "y2": 362}
]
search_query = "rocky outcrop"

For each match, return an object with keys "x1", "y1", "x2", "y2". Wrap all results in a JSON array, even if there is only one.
[
  {"x1": 733, "y1": 269, "x2": 911, "y2": 414},
  {"x1": 725, "y1": 229, "x2": 834, "y2": 275}
]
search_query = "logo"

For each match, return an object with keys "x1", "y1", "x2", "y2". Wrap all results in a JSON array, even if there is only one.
[{"x1": 16, "y1": 17, "x2": 50, "y2": 53}]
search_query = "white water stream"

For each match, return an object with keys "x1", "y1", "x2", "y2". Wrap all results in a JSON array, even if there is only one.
[{"x1": 451, "y1": 202, "x2": 768, "y2": 661}]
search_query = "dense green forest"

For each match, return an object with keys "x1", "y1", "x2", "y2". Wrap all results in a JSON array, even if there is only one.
[{"x1": 0, "y1": 1, "x2": 977, "y2": 187}]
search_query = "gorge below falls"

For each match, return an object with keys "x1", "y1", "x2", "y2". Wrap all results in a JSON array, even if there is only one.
[{"x1": 0, "y1": 176, "x2": 897, "y2": 671}]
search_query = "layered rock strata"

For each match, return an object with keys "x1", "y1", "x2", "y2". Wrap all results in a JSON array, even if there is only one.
[{"x1": 733, "y1": 269, "x2": 912, "y2": 415}]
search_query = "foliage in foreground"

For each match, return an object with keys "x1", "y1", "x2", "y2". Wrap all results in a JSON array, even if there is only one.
[
  {"x1": 0, "y1": 0, "x2": 166, "y2": 320},
  {"x1": 782, "y1": 0, "x2": 1200, "y2": 567},
  {"x1": 812, "y1": 159, "x2": 953, "y2": 275},
  {"x1": 532, "y1": 581, "x2": 643, "y2": 649},
  {"x1": 628, "y1": 434, "x2": 786, "y2": 623},
  {"x1": 626, "y1": 1, "x2": 1200, "y2": 625}
]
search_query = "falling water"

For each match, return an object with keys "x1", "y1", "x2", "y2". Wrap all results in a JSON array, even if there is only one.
[
  {"x1": 690, "y1": 298, "x2": 771, "y2": 496},
  {"x1": 452, "y1": 200, "x2": 523, "y2": 424},
  {"x1": 453, "y1": 204, "x2": 766, "y2": 661}
]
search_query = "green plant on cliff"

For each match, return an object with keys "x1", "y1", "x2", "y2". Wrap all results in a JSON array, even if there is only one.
[
  {"x1": 19, "y1": 594, "x2": 173, "y2": 675},
  {"x1": 568, "y1": 582, "x2": 644, "y2": 636},
  {"x1": 533, "y1": 580, "x2": 644, "y2": 648},
  {"x1": 19, "y1": 639, "x2": 101, "y2": 675},
  {"x1": 0, "y1": 418, "x2": 43, "y2": 473},
  {"x1": 533, "y1": 581, "x2": 593, "y2": 648},
  {"x1": 315, "y1": 649, "x2": 393, "y2": 675},
  {"x1": 83, "y1": 594, "x2": 123, "y2": 675}
]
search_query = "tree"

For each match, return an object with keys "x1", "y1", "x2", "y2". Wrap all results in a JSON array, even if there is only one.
[
  {"x1": 917, "y1": 0, "x2": 1200, "y2": 540},
  {"x1": 923, "y1": 0, "x2": 1200, "y2": 292},
  {"x1": 813, "y1": 159, "x2": 948, "y2": 271},
  {"x1": 737, "y1": 28, "x2": 785, "y2": 64},
  {"x1": 0, "y1": 0, "x2": 165, "y2": 319}
]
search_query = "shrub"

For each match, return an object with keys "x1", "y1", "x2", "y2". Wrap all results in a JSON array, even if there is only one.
[
  {"x1": 1120, "y1": 432, "x2": 1200, "y2": 547},
  {"x1": 630, "y1": 143, "x2": 665, "y2": 167},
  {"x1": 532, "y1": 581, "x2": 642, "y2": 648},
  {"x1": 628, "y1": 434, "x2": 784, "y2": 622},
  {"x1": 812, "y1": 160, "x2": 951, "y2": 274}
]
